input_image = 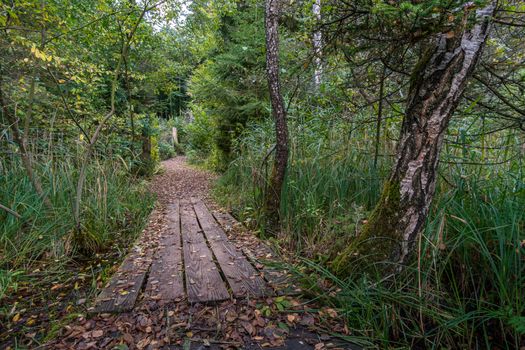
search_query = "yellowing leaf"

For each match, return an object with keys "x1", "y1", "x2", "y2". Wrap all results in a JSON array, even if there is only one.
[
  {"x1": 12, "y1": 313, "x2": 21, "y2": 323},
  {"x1": 119, "y1": 290, "x2": 129, "y2": 295}
]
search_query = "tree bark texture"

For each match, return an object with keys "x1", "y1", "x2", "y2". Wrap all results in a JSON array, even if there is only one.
[
  {"x1": 333, "y1": 2, "x2": 496, "y2": 274},
  {"x1": 264, "y1": 0, "x2": 289, "y2": 233},
  {"x1": 312, "y1": 0, "x2": 322, "y2": 89}
]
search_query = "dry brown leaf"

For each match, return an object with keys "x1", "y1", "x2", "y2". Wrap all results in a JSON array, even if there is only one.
[{"x1": 92, "y1": 330, "x2": 104, "y2": 338}]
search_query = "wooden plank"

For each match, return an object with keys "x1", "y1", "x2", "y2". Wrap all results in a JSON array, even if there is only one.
[
  {"x1": 145, "y1": 201, "x2": 184, "y2": 302},
  {"x1": 241, "y1": 248, "x2": 301, "y2": 296},
  {"x1": 92, "y1": 247, "x2": 151, "y2": 313},
  {"x1": 193, "y1": 200, "x2": 271, "y2": 298},
  {"x1": 212, "y1": 210, "x2": 301, "y2": 296},
  {"x1": 180, "y1": 201, "x2": 229, "y2": 303},
  {"x1": 211, "y1": 211, "x2": 239, "y2": 235}
]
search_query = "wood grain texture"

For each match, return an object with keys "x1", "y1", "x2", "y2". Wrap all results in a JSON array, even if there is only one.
[
  {"x1": 92, "y1": 248, "x2": 151, "y2": 313},
  {"x1": 213, "y1": 209, "x2": 300, "y2": 296},
  {"x1": 145, "y1": 200, "x2": 184, "y2": 302},
  {"x1": 180, "y1": 200, "x2": 229, "y2": 303},
  {"x1": 193, "y1": 200, "x2": 271, "y2": 298}
]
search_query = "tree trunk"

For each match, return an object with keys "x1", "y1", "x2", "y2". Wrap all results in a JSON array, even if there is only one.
[
  {"x1": 333, "y1": 3, "x2": 496, "y2": 275},
  {"x1": 141, "y1": 120, "x2": 152, "y2": 163},
  {"x1": 73, "y1": 1, "x2": 151, "y2": 233},
  {"x1": 312, "y1": 0, "x2": 322, "y2": 90},
  {"x1": 0, "y1": 71, "x2": 53, "y2": 210},
  {"x1": 264, "y1": 0, "x2": 289, "y2": 234},
  {"x1": 373, "y1": 66, "x2": 386, "y2": 168}
]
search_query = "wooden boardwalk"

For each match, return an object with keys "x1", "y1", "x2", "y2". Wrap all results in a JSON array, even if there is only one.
[{"x1": 92, "y1": 199, "x2": 272, "y2": 313}]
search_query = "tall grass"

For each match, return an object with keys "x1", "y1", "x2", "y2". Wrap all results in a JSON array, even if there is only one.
[
  {"x1": 282, "y1": 175, "x2": 524, "y2": 348},
  {"x1": 0, "y1": 154, "x2": 154, "y2": 298},
  {"x1": 214, "y1": 116, "x2": 390, "y2": 256},
  {"x1": 213, "y1": 115, "x2": 524, "y2": 348}
]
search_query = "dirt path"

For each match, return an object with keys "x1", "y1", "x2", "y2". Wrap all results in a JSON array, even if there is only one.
[{"x1": 49, "y1": 157, "x2": 354, "y2": 350}]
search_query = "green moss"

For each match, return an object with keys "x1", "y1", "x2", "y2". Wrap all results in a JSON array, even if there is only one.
[
  {"x1": 409, "y1": 46, "x2": 434, "y2": 90},
  {"x1": 331, "y1": 180, "x2": 402, "y2": 276}
]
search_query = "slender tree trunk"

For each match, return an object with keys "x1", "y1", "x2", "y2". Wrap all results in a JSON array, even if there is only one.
[
  {"x1": 264, "y1": 0, "x2": 289, "y2": 234},
  {"x1": 0, "y1": 69, "x2": 53, "y2": 211},
  {"x1": 74, "y1": 0, "x2": 151, "y2": 232},
  {"x1": 333, "y1": 3, "x2": 496, "y2": 274},
  {"x1": 0, "y1": 2, "x2": 53, "y2": 210},
  {"x1": 373, "y1": 66, "x2": 386, "y2": 168},
  {"x1": 141, "y1": 115, "x2": 152, "y2": 163},
  {"x1": 312, "y1": 0, "x2": 322, "y2": 90},
  {"x1": 124, "y1": 53, "x2": 136, "y2": 155}
]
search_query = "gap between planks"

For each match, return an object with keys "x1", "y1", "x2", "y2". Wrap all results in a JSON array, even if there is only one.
[
  {"x1": 181, "y1": 199, "x2": 230, "y2": 303},
  {"x1": 192, "y1": 198, "x2": 271, "y2": 299}
]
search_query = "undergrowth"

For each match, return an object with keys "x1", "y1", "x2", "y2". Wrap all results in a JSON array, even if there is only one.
[
  {"x1": 212, "y1": 117, "x2": 525, "y2": 348},
  {"x1": 0, "y1": 153, "x2": 155, "y2": 346}
]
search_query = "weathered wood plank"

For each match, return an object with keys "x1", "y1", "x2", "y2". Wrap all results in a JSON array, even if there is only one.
[
  {"x1": 145, "y1": 201, "x2": 184, "y2": 302},
  {"x1": 212, "y1": 209, "x2": 301, "y2": 296},
  {"x1": 92, "y1": 247, "x2": 151, "y2": 313},
  {"x1": 180, "y1": 201, "x2": 229, "y2": 303},
  {"x1": 211, "y1": 211, "x2": 238, "y2": 235},
  {"x1": 193, "y1": 200, "x2": 271, "y2": 298}
]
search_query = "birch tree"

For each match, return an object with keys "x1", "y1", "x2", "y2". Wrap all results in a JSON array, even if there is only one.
[
  {"x1": 264, "y1": 0, "x2": 289, "y2": 233},
  {"x1": 334, "y1": 1, "x2": 498, "y2": 273}
]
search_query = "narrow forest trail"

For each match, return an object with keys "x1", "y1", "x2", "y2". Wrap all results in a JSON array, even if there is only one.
[{"x1": 48, "y1": 157, "x2": 356, "y2": 350}]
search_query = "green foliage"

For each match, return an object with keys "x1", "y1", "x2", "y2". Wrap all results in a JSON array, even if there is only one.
[
  {"x1": 214, "y1": 91, "x2": 524, "y2": 348},
  {"x1": 214, "y1": 107, "x2": 390, "y2": 246},
  {"x1": 185, "y1": 104, "x2": 215, "y2": 163},
  {"x1": 186, "y1": 4, "x2": 271, "y2": 170},
  {"x1": 236, "y1": 154, "x2": 525, "y2": 348},
  {"x1": 0, "y1": 156, "x2": 154, "y2": 262}
]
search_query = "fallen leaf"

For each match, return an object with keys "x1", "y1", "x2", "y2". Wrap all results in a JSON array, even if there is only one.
[
  {"x1": 137, "y1": 338, "x2": 150, "y2": 349},
  {"x1": 92, "y1": 330, "x2": 104, "y2": 338},
  {"x1": 326, "y1": 308, "x2": 338, "y2": 318}
]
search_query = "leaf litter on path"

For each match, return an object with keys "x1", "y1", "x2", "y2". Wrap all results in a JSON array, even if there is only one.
[{"x1": 41, "y1": 157, "x2": 356, "y2": 349}]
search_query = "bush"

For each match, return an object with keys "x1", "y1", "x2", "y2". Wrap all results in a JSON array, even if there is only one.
[{"x1": 159, "y1": 140, "x2": 176, "y2": 160}]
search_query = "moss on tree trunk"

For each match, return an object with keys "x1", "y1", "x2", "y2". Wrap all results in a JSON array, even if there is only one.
[
  {"x1": 332, "y1": 180, "x2": 402, "y2": 275},
  {"x1": 332, "y1": 3, "x2": 496, "y2": 277}
]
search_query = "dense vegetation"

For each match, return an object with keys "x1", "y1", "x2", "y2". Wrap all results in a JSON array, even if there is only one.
[{"x1": 1, "y1": 0, "x2": 524, "y2": 348}]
